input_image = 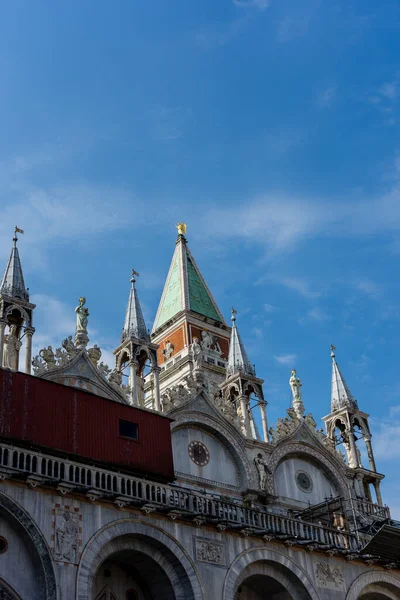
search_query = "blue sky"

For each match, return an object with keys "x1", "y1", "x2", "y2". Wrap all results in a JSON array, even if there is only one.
[{"x1": 1, "y1": 0, "x2": 400, "y2": 515}]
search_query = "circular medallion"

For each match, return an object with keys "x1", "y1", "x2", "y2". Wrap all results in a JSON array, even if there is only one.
[
  {"x1": 296, "y1": 470, "x2": 313, "y2": 493},
  {"x1": 188, "y1": 441, "x2": 210, "y2": 466}
]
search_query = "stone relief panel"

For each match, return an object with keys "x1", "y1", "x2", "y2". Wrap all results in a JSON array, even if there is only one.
[
  {"x1": 194, "y1": 537, "x2": 226, "y2": 566},
  {"x1": 51, "y1": 504, "x2": 82, "y2": 565},
  {"x1": 314, "y1": 561, "x2": 346, "y2": 592}
]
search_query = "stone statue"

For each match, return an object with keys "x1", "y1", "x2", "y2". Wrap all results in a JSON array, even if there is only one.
[
  {"x1": 55, "y1": 511, "x2": 78, "y2": 563},
  {"x1": 201, "y1": 330, "x2": 213, "y2": 350},
  {"x1": 162, "y1": 341, "x2": 174, "y2": 360},
  {"x1": 290, "y1": 369, "x2": 305, "y2": 418},
  {"x1": 191, "y1": 337, "x2": 202, "y2": 370},
  {"x1": 356, "y1": 446, "x2": 362, "y2": 468},
  {"x1": 75, "y1": 297, "x2": 89, "y2": 331},
  {"x1": 254, "y1": 453, "x2": 269, "y2": 490},
  {"x1": 109, "y1": 369, "x2": 123, "y2": 390},
  {"x1": 97, "y1": 362, "x2": 111, "y2": 378},
  {"x1": 32, "y1": 355, "x2": 46, "y2": 374},
  {"x1": 3, "y1": 325, "x2": 21, "y2": 370}
]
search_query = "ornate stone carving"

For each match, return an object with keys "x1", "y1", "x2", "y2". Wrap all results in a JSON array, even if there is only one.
[
  {"x1": 190, "y1": 337, "x2": 202, "y2": 370},
  {"x1": 87, "y1": 344, "x2": 102, "y2": 366},
  {"x1": 39, "y1": 346, "x2": 56, "y2": 369},
  {"x1": 194, "y1": 538, "x2": 226, "y2": 566},
  {"x1": 161, "y1": 375, "x2": 201, "y2": 412},
  {"x1": 53, "y1": 506, "x2": 81, "y2": 565},
  {"x1": 254, "y1": 453, "x2": 270, "y2": 490},
  {"x1": 162, "y1": 341, "x2": 174, "y2": 360},
  {"x1": 314, "y1": 562, "x2": 345, "y2": 591},
  {"x1": 3, "y1": 325, "x2": 22, "y2": 370},
  {"x1": 200, "y1": 330, "x2": 222, "y2": 355},
  {"x1": 290, "y1": 369, "x2": 305, "y2": 417}
]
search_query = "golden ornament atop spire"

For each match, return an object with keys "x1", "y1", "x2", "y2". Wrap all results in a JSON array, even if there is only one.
[{"x1": 176, "y1": 222, "x2": 187, "y2": 236}]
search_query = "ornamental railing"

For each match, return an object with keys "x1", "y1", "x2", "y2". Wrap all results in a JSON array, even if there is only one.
[{"x1": 0, "y1": 442, "x2": 361, "y2": 552}]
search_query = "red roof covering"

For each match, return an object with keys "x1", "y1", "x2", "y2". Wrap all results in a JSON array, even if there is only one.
[{"x1": 0, "y1": 368, "x2": 174, "y2": 482}]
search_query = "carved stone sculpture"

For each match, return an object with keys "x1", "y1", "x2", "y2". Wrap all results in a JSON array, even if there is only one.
[
  {"x1": 200, "y1": 330, "x2": 213, "y2": 350},
  {"x1": 75, "y1": 297, "x2": 89, "y2": 331},
  {"x1": 191, "y1": 337, "x2": 202, "y2": 370},
  {"x1": 162, "y1": 341, "x2": 174, "y2": 360},
  {"x1": 254, "y1": 453, "x2": 269, "y2": 490},
  {"x1": 97, "y1": 362, "x2": 111, "y2": 378},
  {"x1": 55, "y1": 510, "x2": 79, "y2": 563},
  {"x1": 3, "y1": 325, "x2": 21, "y2": 370},
  {"x1": 87, "y1": 345, "x2": 102, "y2": 366},
  {"x1": 39, "y1": 346, "x2": 56, "y2": 370},
  {"x1": 290, "y1": 369, "x2": 305, "y2": 417}
]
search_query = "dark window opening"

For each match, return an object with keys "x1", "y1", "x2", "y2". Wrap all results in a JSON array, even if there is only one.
[
  {"x1": 119, "y1": 419, "x2": 139, "y2": 440},
  {"x1": 126, "y1": 590, "x2": 138, "y2": 600}
]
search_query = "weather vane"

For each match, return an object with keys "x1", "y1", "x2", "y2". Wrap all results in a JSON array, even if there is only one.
[{"x1": 131, "y1": 268, "x2": 140, "y2": 283}]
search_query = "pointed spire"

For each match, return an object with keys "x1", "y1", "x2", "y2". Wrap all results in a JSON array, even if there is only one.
[
  {"x1": 122, "y1": 269, "x2": 149, "y2": 341},
  {"x1": 330, "y1": 344, "x2": 357, "y2": 411},
  {"x1": 0, "y1": 227, "x2": 29, "y2": 302},
  {"x1": 227, "y1": 308, "x2": 255, "y2": 377},
  {"x1": 152, "y1": 224, "x2": 225, "y2": 333}
]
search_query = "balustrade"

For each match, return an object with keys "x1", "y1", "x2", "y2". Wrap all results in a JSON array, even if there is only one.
[{"x1": 0, "y1": 442, "x2": 365, "y2": 552}]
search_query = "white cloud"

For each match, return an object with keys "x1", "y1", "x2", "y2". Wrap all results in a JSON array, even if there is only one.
[
  {"x1": 269, "y1": 276, "x2": 321, "y2": 299},
  {"x1": 277, "y1": 15, "x2": 310, "y2": 43},
  {"x1": 233, "y1": 0, "x2": 270, "y2": 8},
  {"x1": 274, "y1": 353, "x2": 297, "y2": 365},
  {"x1": 264, "y1": 303, "x2": 277, "y2": 312},
  {"x1": 307, "y1": 307, "x2": 329, "y2": 321},
  {"x1": 355, "y1": 278, "x2": 381, "y2": 298},
  {"x1": 379, "y1": 81, "x2": 399, "y2": 101},
  {"x1": 316, "y1": 85, "x2": 337, "y2": 109}
]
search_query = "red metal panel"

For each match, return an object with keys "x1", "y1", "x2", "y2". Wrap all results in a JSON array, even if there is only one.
[{"x1": 0, "y1": 368, "x2": 175, "y2": 481}]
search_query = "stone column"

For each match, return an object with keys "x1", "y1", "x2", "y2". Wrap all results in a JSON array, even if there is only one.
[
  {"x1": 0, "y1": 320, "x2": 6, "y2": 368},
  {"x1": 354, "y1": 472, "x2": 365, "y2": 498},
  {"x1": 24, "y1": 328, "x2": 34, "y2": 375},
  {"x1": 129, "y1": 361, "x2": 138, "y2": 406},
  {"x1": 364, "y1": 437, "x2": 377, "y2": 472},
  {"x1": 239, "y1": 395, "x2": 251, "y2": 437},
  {"x1": 152, "y1": 366, "x2": 161, "y2": 412},
  {"x1": 373, "y1": 481, "x2": 383, "y2": 506},
  {"x1": 259, "y1": 400, "x2": 269, "y2": 442}
]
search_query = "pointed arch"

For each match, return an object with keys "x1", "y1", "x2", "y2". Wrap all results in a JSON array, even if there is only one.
[{"x1": 346, "y1": 571, "x2": 400, "y2": 600}]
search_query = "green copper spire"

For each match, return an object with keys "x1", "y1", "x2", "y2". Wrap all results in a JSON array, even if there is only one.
[{"x1": 152, "y1": 226, "x2": 225, "y2": 332}]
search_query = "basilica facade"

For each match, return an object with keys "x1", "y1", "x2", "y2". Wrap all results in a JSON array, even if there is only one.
[{"x1": 0, "y1": 225, "x2": 399, "y2": 600}]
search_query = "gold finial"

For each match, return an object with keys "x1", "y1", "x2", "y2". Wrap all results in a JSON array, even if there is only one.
[
  {"x1": 15, "y1": 226, "x2": 24, "y2": 235},
  {"x1": 330, "y1": 344, "x2": 336, "y2": 358},
  {"x1": 176, "y1": 222, "x2": 187, "y2": 236},
  {"x1": 231, "y1": 307, "x2": 237, "y2": 321}
]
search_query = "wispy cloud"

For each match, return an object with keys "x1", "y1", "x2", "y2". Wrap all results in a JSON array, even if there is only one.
[
  {"x1": 268, "y1": 275, "x2": 321, "y2": 299},
  {"x1": 264, "y1": 303, "x2": 277, "y2": 312},
  {"x1": 233, "y1": 0, "x2": 270, "y2": 8},
  {"x1": 316, "y1": 85, "x2": 337, "y2": 109},
  {"x1": 355, "y1": 278, "x2": 381, "y2": 298},
  {"x1": 307, "y1": 307, "x2": 329, "y2": 321},
  {"x1": 277, "y1": 15, "x2": 311, "y2": 43},
  {"x1": 274, "y1": 353, "x2": 297, "y2": 365}
]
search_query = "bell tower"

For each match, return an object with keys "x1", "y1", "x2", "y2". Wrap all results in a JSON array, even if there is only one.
[
  {"x1": 114, "y1": 270, "x2": 161, "y2": 409},
  {"x1": 0, "y1": 228, "x2": 35, "y2": 373},
  {"x1": 322, "y1": 345, "x2": 383, "y2": 505},
  {"x1": 150, "y1": 223, "x2": 231, "y2": 398}
]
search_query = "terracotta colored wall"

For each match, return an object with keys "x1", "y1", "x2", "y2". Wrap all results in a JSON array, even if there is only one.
[{"x1": 157, "y1": 324, "x2": 186, "y2": 364}]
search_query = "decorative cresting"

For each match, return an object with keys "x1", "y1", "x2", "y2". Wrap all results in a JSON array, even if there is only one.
[
  {"x1": 222, "y1": 547, "x2": 319, "y2": 600},
  {"x1": 76, "y1": 519, "x2": 203, "y2": 600},
  {"x1": 171, "y1": 409, "x2": 257, "y2": 490},
  {"x1": 345, "y1": 571, "x2": 400, "y2": 600},
  {"x1": 266, "y1": 440, "x2": 349, "y2": 499},
  {"x1": 32, "y1": 298, "x2": 129, "y2": 403},
  {"x1": 0, "y1": 490, "x2": 58, "y2": 600}
]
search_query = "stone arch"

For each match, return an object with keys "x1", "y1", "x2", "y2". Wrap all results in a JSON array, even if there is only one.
[
  {"x1": 0, "y1": 578, "x2": 23, "y2": 600},
  {"x1": 5, "y1": 304, "x2": 30, "y2": 324},
  {"x1": 222, "y1": 546, "x2": 320, "y2": 600},
  {"x1": 266, "y1": 440, "x2": 348, "y2": 498},
  {"x1": 346, "y1": 571, "x2": 400, "y2": 600},
  {"x1": 171, "y1": 411, "x2": 256, "y2": 489},
  {"x1": 76, "y1": 518, "x2": 203, "y2": 600},
  {"x1": 134, "y1": 345, "x2": 156, "y2": 368},
  {"x1": 0, "y1": 490, "x2": 58, "y2": 600}
]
